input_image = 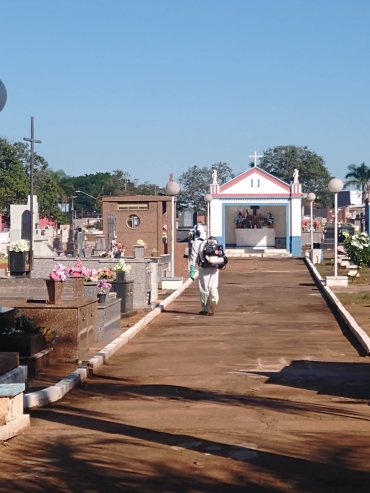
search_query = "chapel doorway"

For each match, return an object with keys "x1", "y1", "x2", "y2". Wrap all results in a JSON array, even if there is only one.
[{"x1": 225, "y1": 205, "x2": 287, "y2": 249}]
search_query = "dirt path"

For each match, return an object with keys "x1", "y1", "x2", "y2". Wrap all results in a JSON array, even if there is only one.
[{"x1": 1, "y1": 258, "x2": 370, "y2": 492}]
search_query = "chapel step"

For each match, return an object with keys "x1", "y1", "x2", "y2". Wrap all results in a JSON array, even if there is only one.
[{"x1": 225, "y1": 248, "x2": 291, "y2": 258}]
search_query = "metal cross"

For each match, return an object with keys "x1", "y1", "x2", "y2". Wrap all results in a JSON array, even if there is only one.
[
  {"x1": 249, "y1": 151, "x2": 262, "y2": 168},
  {"x1": 23, "y1": 117, "x2": 42, "y2": 270}
]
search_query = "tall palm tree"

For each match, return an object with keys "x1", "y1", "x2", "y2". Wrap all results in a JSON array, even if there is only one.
[{"x1": 344, "y1": 162, "x2": 370, "y2": 203}]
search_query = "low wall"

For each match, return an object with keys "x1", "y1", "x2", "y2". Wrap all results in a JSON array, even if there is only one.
[{"x1": 31, "y1": 257, "x2": 150, "y2": 309}]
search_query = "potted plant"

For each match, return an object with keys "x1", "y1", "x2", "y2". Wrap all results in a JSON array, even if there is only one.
[
  {"x1": 97, "y1": 279, "x2": 112, "y2": 304},
  {"x1": 151, "y1": 248, "x2": 158, "y2": 257},
  {"x1": 67, "y1": 260, "x2": 92, "y2": 297},
  {"x1": 112, "y1": 241, "x2": 125, "y2": 258},
  {"x1": 97, "y1": 267, "x2": 115, "y2": 280},
  {"x1": 84, "y1": 268, "x2": 99, "y2": 283},
  {"x1": 8, "y1": 239, "x2": 30, "y2": 273},
  {"x1": 0, "y1": 313, "x2": 58, "y2": 357},
  {"x1": 46, "y1": 263, "x2": 69, "y2": 304},
  {"x1": 113, "y1": 259, "x2": 131, "y2": 281},
  {"x1": 342, "y1": 232, "x2": 370, "y2": 278}
]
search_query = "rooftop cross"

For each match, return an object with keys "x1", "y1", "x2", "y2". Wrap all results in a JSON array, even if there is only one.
[{"x1": 249, "y1": 151, "x2": 262, "y2": 168}]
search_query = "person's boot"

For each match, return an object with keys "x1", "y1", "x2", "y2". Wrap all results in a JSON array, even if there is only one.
[{"x1": 208, "y1": 303, "x2": 217, "y2": 316}]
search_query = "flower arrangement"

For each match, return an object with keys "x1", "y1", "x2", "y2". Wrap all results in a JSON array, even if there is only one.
[
  {"x1": 9, "y1": 239, "x2": 30, "y2": 252},
  {"x1": 313, "y1": 220, "x2": 320, "y2": 227},
  {"x1": 113, "y1": 241, "x2": 124, "y2": 254},
  {"x1": 85, "y1": 268, "x2": 99, "y2": 282},
  {"x1": 97, "y1": 279, "x2": 112, "y2": 294},
  {"x1": 343, "y1": 232, "x2": 370, "y2": 274},
  {"x1": 39, "y1": 327, "x2": 59, "y2": 344},
  {"x1": 113, "y1": 259, "x2": 131, "y2": 273},
  {"x1": 151, "y1": 248, "x2": 158, "y2": 254},
  {"x1": 301, "y1": 220, "x2": 309, "y2": 228},
  {"x1": 97, "y1": 267, "x2": 115, "y2": 280},
  {"x1": 136, "y1": 239, "x2": 147, "y2": 248},
  {"x1": 67, "y1": 260, "x2": 92, "y2": 278},
  {"x1": 338, "y1": 245, "x2": 347, "y2": 255},
  {"x1": 49, "y1": 263, "x2": 69, "y2": 281}
]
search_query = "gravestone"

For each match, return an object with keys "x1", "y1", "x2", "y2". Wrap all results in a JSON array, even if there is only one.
[
  {"x1": 9, "y1": 195, "x2": 39, "y2": 244},
  {"x1": 108, "y1": 214, "x2": 117, "y2": 251},
  {"x1": 177, "y1": 207, "x2": 196, "y2": 242},
  {"x1": 93, "y1": 234, "x2": 106, "y2": 256}
]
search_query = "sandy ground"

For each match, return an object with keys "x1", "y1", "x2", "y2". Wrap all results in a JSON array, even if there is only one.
[{"x1": 1, "y1": 257, "x2": 370, "y2": 493}]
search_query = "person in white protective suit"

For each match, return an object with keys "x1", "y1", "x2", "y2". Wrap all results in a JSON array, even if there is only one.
[{"x1": 189, "y1": 224, "x2": 219, "y2": 316}]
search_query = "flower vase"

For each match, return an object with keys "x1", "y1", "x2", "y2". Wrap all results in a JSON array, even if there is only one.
[
  {"x1": 97, "y1": 293, "x2": 106, "y2": 304},
  {"x1": 71, "y1": 276, "x2": 85, "y2": 298},
  {"x1": 116, "y1": 271, "x2": 126, "y2": 282},
  {"x1": 114, "y1": 252, "x2": 121, "y2": 259},
  {"x1": 46, "y1": 280, "x2": 65, "y2": 304}
]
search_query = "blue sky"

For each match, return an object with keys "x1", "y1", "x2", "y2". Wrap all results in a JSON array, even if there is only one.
[{"x1": 1, "y1": 0, "x2": 369, "y2": 187}]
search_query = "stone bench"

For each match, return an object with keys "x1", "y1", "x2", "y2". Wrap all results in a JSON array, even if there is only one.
[{"x1": 0, "y1": 383, "x2": 30, "y2": 441}]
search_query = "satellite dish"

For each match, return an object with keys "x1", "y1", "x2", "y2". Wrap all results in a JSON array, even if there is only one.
[{"x1": 0, "y1": 80, "x2": 7, "y2": 112}]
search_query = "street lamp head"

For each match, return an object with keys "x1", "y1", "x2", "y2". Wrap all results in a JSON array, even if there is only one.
[
  {"x1": 307, "y1": 192, "x2": 316, "y2": 202},
  {"x1": 204, "y1": 193, "x2": 213, "y2": 203},
  {"x1": 0, "y1": 80, "x2": 7, "y2": 113},
  {"x1": 328, "y1": 178, "x2": 343, "y2": 194},
  {"x1": 165, "y1": 180, "x2": 181, "y2": 196}
]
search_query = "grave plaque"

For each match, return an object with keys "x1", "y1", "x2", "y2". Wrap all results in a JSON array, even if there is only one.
[
  {"x1": 177, "y1": 207, "x2": 196, "y2": 242},
  {"x1": 179, "y1": 208, "x2": 196, "y2": 228},
  {"x1": 21, "y1": 210, "x2": 31, "y2": 241}
]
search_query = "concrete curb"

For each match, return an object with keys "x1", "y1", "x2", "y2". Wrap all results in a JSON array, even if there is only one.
[
  {"x1": 24, "y1": 276, "x2": 195, "y2": 409},
  {"x1": 305, "y1": 257, "x2": 370, "y2": 355}
]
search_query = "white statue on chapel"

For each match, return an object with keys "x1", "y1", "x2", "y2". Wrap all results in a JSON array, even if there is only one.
[
  {"x1": 293, "y1": 168, "x2": 299, "y2": 184},
  {"x1": 212, "y1": 169, "x2": 218, "y2": 185}
]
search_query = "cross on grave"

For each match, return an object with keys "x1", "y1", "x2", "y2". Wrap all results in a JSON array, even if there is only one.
[
  {"x1": 23, "y1": 117, "x2": 42, "y2": 270},
  {"x1": 251, "y1": 206, "x2": 260, "y2": 217},
  {"x1": 249, "y1": 151, "x2": 262, "y2": 168}
]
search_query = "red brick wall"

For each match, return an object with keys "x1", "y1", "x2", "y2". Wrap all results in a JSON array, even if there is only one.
[{"x1": 102, "y1": 196, "x2": 173, "y2": 257}]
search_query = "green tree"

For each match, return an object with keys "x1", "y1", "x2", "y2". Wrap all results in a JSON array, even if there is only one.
[
  {"x1": 13, "y1": 141, "x2": 63, "y2": 221},
  {"x1": 256, "y1": 145, "x2": 332, "y2": 206},
  {"x1": 178, "y1": 162, "x2": 234, "y2": 213},
  {"x1": 344, "y1": 162, "x2": 370, "y2": 203},
  {"x1": 0, "y1": 138, "x2": 29, "y2": 218}
]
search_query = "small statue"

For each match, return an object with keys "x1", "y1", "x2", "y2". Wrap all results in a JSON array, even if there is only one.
[
  {"x1": 293, "y1": 168, "x2": 299, "y2": 184},
  {"x1": 212, "y1": 169, "x2": 218, "y2": 184}
]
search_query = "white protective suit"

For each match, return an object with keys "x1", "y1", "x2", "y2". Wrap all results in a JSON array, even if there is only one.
[{"x1": 189, "y1": 225, "x2": 219, "y2": 314}]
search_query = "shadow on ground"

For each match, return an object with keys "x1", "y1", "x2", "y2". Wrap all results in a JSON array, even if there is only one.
[{"x1": 2, "y1": 407, "x2": 370, "y2": 492}]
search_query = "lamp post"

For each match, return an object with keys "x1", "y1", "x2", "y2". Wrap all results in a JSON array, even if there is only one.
[
  {"x1": 165, "y1": 178, "x2": 181, "y2": 278},
  {"x1": 76, "y1": 190, "x2": 98, "y2": 218},
  {"x1": 204, "y1": 193, "x2": 213, "y2": 237},
  {"x1": 0, "y1": 80, "x2": 7, "y2": 112},
  {"x1": 307, "y1": 192, "x2": 316, "y2": 255},
  {"x1": 328, "y1": 178, "x2": 344, "y2": 278}
]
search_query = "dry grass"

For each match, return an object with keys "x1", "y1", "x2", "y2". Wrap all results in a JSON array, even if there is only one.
[
  {"x1": 336, "y1": 291, "x2": 370, "y2": 305},
  {"x1": 316, "y1": 261, "x2": 370, "y2": 285}
]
